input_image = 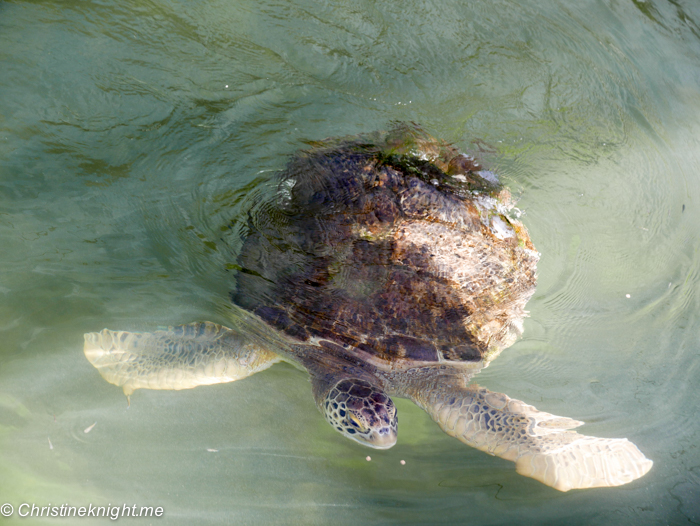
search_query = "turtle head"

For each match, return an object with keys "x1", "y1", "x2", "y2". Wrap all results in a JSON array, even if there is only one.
[{"x1": 322, "y1": 378, "x2": 397, "y2": 449}]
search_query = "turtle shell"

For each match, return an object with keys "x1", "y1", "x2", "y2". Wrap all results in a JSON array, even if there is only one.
[{"x1": 230, "y1": 124, "x2": 538, "y2": 365}]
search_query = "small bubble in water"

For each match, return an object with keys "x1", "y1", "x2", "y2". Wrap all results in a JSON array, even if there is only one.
[
  {"x1": 626, "y1": 294, "x2": 631, "y2": 298},
  {"x1": 400, "y1": 460, "x2": 406, "y2": 465},
  {"x1": 366, "y1": 456, "x2": 371, "y2": 461}
]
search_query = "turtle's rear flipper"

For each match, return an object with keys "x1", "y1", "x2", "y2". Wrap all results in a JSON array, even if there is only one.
[
  {"x1": 410, "y1": 384, "x2": 652, "y2": 491},
  {"x1": 84, "y1": 322, "x2": 282, "y2": 398}
]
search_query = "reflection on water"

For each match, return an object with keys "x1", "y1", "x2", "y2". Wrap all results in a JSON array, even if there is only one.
[{"x1": 1, "y1": 0, "x2": 700, "y2": 524}]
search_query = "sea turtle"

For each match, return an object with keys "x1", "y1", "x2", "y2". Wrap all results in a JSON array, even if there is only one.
[{"x1": 84, "y1": 124, "x2": 652, "y2": 491}]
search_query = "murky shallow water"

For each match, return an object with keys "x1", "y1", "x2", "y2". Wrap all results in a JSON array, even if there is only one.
[{"x1": 2, "y1": 0, "x2": 700, "y2": 523}]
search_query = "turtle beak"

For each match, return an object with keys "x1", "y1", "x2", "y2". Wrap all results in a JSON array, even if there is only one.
[
  {"x1": 346, "y1": 410, "x2": 397, "y2": 449},
  {"x1": 365, "y1": 424, "x2": 397, "y2": 449}
]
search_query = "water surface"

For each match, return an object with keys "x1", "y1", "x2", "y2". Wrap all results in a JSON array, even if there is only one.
[{"x1": 1, "y1": 0, "x2": 700, "y2": 524}]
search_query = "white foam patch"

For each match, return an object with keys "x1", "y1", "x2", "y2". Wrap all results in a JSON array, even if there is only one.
[{"x1": 490, "y1": 216, "x2": 515, "y2": 239}]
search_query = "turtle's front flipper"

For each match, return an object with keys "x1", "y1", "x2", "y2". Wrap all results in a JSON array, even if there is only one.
[
  {"x1": 84, "y1": 322, "x2": 282, "y2": 398},
  {"x1": 409, "y1": 384, "x2": 652, "y2": 491}
]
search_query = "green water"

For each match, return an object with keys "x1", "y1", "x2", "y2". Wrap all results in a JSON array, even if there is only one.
[{"x1": 1, "y1": 0, "x2": 700, "y2": 523}]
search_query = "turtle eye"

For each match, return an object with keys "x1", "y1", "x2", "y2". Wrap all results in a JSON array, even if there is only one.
[{"x1": 348, "y1": 413, "x2": 365, "y2": 430}]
